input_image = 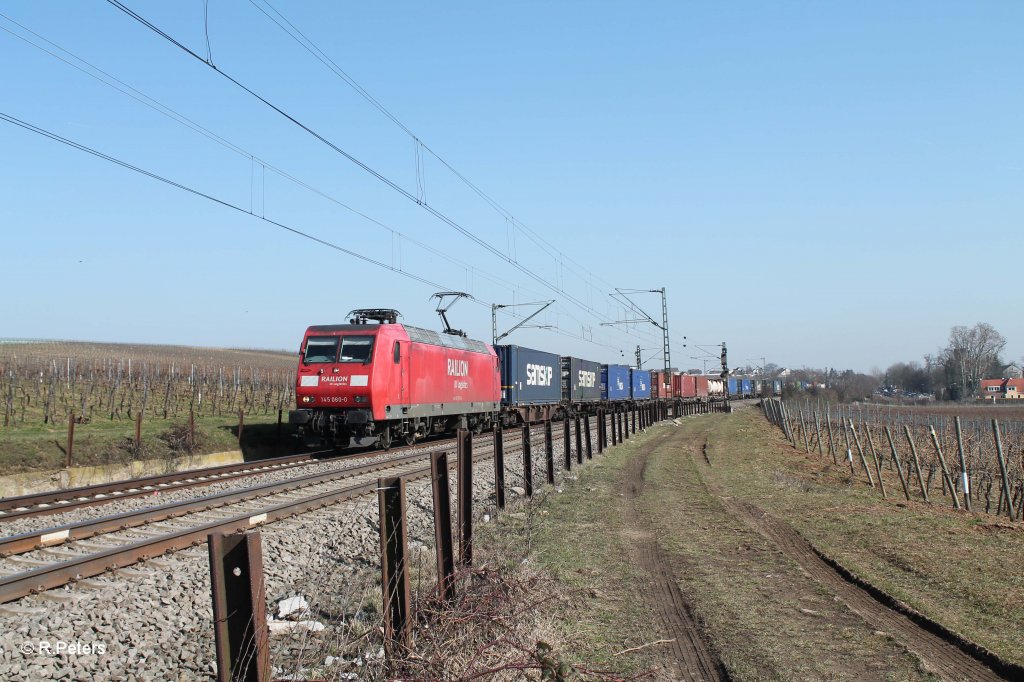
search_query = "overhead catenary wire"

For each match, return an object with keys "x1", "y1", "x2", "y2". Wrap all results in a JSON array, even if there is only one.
[
  {"x1": 103, "y1": 0, "x2": 659, "y2": 346},
  {"x1": 246, "y1": 0, "x2": 628, "y2": 298},
  {"x1": 1, "y1": 110, "x2": 625, "y2": 352},
  {"x1": 242, "y1": 0, "x2": 664, "y2": 348},
  {"x1": 0, "y1": 111, "x2": 452, "y2": 292},
  {"x1": 1, "y1": 8, "x2": 655, "y2": 354},
  {"x1": 0, "y1": 13, "x2": 540, "y2": 303}
]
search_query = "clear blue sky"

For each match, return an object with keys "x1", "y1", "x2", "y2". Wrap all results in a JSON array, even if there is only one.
[{"x1": 2, "y1": 1, "x2": 1021, "y2": 373}]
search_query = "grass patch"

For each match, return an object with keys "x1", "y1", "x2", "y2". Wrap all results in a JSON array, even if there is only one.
[
  {"x1": 0, "y1": 412, "x2": 290, "y2": 474},
  {"x1": 699, "y1": 409, "x2": 1024, "y2": 667},
  {"x1": 471, "y1": 443, "x2": 671, "y2": 678}
]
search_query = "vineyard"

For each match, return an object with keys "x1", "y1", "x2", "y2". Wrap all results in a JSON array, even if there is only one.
[
  {"x1": 770, "y1": 399, "x2": 1024, "y2": 520},
  {"x1": 0, "y1": 341, "x2": 298, "y2": 473}
]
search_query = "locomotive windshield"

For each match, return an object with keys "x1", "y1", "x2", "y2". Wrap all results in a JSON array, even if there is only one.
[
  {"x1": 304, "y1": 337, "x2": 339, "y2": 364},
  {"x1": 339, "y1": 336, "x2": 374, "y2": 363}
]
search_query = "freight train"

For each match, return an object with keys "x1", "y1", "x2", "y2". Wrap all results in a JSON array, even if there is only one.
[{"x1": 288, "y1": 308, "x2": 773, "y2": 449}]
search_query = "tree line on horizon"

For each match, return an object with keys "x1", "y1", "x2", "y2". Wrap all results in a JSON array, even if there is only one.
[{"x1": 769, "y1": 323, "x2": 1017, "y2": 404}]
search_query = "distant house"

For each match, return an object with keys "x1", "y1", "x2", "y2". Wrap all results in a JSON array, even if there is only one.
[
  {"x1": 980, "y1": 378, "x2": 1024, "y2": 400},
  {"x1": 776, "y1": 368, "x2": 792, "y2": 378},
  {"x1": 1004, "y1": 363, "x2": 1023, "y2": 378}
]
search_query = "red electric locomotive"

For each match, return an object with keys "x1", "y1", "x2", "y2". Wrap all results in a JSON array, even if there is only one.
[{"x1": 289, "y1": 309, "x2": 501, "y2": 449}]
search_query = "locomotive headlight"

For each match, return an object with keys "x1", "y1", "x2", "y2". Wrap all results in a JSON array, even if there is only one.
[
  {"x1": 354, "y1": 396, "x2": 368, "y2": 404},
  {"x1": 301, "y1": 396, "x2": 315, "y2": 404}
]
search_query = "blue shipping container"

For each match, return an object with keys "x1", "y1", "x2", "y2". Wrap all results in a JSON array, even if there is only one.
[
  {"x1": 727, "y1": 377, "x2": 738, "y2": 396},
  {"x1": 495, "y1": 345, "x2": 561, "y2": 406},
  {"x1": 741, "y1": 379, "x2": 752, "y2": 396},
  {"x1": 773, "y1": 380, "x2": 782, "y2": 395},
  {"x1": 630, "y1": 369, "x2": 652, "y2": 400},
  {"x1": 601, "y1": 364, "x2": 631, "y2": 401},
  {"x1": 561, "y1": 356, "x2": 602, "y2": 402}
]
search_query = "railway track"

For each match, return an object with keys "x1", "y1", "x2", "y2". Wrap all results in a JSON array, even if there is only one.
[
  {"x1": 0, "y1": 452, "x2": 320, "y2": 521},
  {"x1": 0, "y1": 423, "x2": 550, "y2": 522},
  {"x1": 0, "y1": 426, "x2": 551, "y2": 605}
]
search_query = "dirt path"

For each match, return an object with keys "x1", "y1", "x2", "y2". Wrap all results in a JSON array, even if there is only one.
[
  {"x1": 680, "y1": 422, "x2": 1009, "y2": 682},
  {"x1": 719, "y1": 496, "x2": 1007, "y2": 682},
  {"x1": 622, "y1": 446, "x2": 729, "y2": 681}
]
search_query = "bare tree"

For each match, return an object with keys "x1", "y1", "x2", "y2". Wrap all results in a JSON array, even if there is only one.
[{"x1": 943, "y1": 323, "x2": 1006, "y2": 397}]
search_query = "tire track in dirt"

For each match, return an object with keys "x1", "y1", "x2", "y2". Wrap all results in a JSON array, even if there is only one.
[
  {"x1": 695, "y1": 440, "x2": 1012, "y2": 681},
  {"x1": 623, "y1": 445, "x2": 729, "y2": 682}
]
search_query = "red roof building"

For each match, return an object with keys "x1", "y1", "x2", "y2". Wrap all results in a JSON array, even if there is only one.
[{"x1": 980, "y1": 378, "x2": 1024, "y2": 399}]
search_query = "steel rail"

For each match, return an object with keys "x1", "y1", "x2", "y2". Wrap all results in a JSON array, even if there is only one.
[
  {"x1": 0, "y1": 454, "x2": 459, "y2": 604},
  {"x1": 0, "y1": 450, "x2": 431, "y2": 557},
  {"x1": 0, "y1": 453, "x2": 318, "y2": 518},
  {"x1": 0, "y1": 427, "x2": 559, "y2": 604},
  {"x1": 0, "y1": 432, "x2": 482, "y2": 522}
]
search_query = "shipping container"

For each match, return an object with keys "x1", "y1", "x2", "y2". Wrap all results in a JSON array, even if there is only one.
[
  {"x1": 630, "y1": 369, "x2": 652, "y2": 400},
  {"x1": 495, "y1": 345, "x2": 561, "y2": 406},
  {"x1": 650, "y1": 371, "x2": 669, "y2": 398},
  {"x1": 727, "y1": 377, "x2": 739, "y2": 397},
  {"x1": 679, "y1": 374, "x2": 697, "y2": 398},
  {"x1": 772, "y1": 380, "x2": 783, "y2": 396},
  {"x1": 560, "y1": 356, "x2": 602, "y2": 403},
  {"x1": 741, "y1": 379, "x2": 752, "y2": 397},
  {"x1": 753, "y1": 379, "x2": 764, "y2": 396},
  {"x1": 707, "y1": 378, "x2": 725, "y2": 396},
  {"x1": 695, "y1": 376, "x2": 709, "y2": 398},
  {"x1": 672, "y1": 373, "x2": 697, "y2": 398},
  {"x1": 601, "y1": 364, "x2": 631, "y2": 401}
]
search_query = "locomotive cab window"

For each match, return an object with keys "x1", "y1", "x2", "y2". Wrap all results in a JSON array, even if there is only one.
[
  {"x1": 303, "y1": 337, "x2": 339, "y2": 364},
  {"x1": 339, "y1": 336, "x2": 374, "y2": 363}
]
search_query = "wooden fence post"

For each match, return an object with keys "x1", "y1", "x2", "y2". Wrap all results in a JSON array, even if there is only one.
[
  {"x1": 544, "y1": 420, "x2": 555, "y2": 485},
  {"x1": 563, "y1": 418, "x2": 572, "y2": 471},
  {"x1": 457, "y1": 429, "x2": 473, "y2": 565},
  {"x1": 521, "y1": 423, "x2": 533, "y2": 497},
  {"x1": 848, "y1": 420, "x2": 875, "y2": 487},
  {"x1": 575, "y1": 415, "x2": 583, "y2": 465},
  {"x1": 955, "y1": 416, "x2": 971, "y2": 512},
  {"x1": 584, "y1": 413, "x2": 593, "y2": 460},
  {"x1": 903, "y1": 425, "x2": 930, "y2": 503},
  {"x1": 826, "y1": 405, "x2": 837, "y2": 464},
  {"x1": 492, "y1": 424, "x2": 505, "y2": 511},
  {"x1": 378, "y1": 477, "x2": 411, "y2": 652},
  {"x1": 66, "y1": 411, "x2": 75, "y2": 469},
  {"x1": 209, "y1": 531, "x2": 270, "y2": 682},
  {"x1": 883, "y1": 426, "x2": 911, "y2": 501},
  {"x1": 430, "y1": 452, "x2": 455, "y2": 601},
  {"x1": 814, "y1": 411, "x2": 824, "y2": 458},
  {"x1": 863, "y1": 425, "x2": 887, "y2": 499},
  {"x1": 842, "y1": 419, "x2": 855, "y2": 475},
  {"x1": 928, "y1": 426, "x2": 961, "y2": 510},
  {"x1": 992, "y1": 420, "x2": 1017, "y2": 521}
]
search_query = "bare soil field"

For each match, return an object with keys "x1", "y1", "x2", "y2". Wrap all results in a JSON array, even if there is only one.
[
  {"x1": 859, "y1": 400, "x2": 1024, "y2": 420},
  {"x1": 0, "y1": 340, "x2": 296, "y2": 370}
]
